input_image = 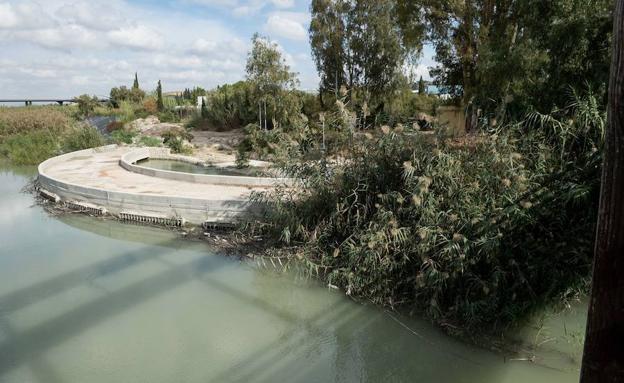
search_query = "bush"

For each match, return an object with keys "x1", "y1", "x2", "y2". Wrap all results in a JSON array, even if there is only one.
[
  {"x1": 63, "y1": 125, "x2": 105, "y2": 152},
  {"x1": 158, "y1": 110, "x2": 179, "y2": 123},
  {"x1": 161, "y1": 129, "x2": 193, "y2": 154},
  {"x1": 110, "y1": 129, "x2": 136, "y2": 144},
  {"x1": 142, "y1": 98, "x2": 159, "y2": 114},
  {"x1": 137, "y1": 135, "x2": 162, "y2": 147},
  {"x1": 106, "y1": 121, "x2": 124, "y2": 133},
  {"x1": 252, "y1": 91, "x2": 603, "y2": 332}
]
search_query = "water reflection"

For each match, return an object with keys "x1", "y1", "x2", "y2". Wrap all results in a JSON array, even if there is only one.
[{"x1": 0, "y1": 164, "x2": 584, "y2": 382}]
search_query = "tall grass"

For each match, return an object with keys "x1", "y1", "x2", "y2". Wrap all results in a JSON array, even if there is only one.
[
  {"x1": 0, "y1": 107, "x2": 106, "y2": 165},
  {"x1": 249, "y1": 91, "x2": 603, "y2": 333}
]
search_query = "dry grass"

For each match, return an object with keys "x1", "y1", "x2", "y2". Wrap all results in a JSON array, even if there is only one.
[{"x1": 0, "y1": 106, "x2": 72, "y2": 137}]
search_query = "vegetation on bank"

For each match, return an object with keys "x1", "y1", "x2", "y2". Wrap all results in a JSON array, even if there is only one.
[
  {"x1": 228, "y1": 1, "x2": 610, "y2": 334},
  {"x1": 248, "y1": 90, "x2": 603, "y2": 332},
  {"x1": 0, "y1": 106, "x2": 104, "y2": 165}
]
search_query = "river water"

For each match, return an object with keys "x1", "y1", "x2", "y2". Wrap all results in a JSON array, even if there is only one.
[{"x1": 0, "y1": 163, "x2": 587, "y2": 383}]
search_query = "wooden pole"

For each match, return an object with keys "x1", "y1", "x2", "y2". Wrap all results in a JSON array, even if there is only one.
[{"x1": 580, "y1": 0, "x2": 624, "y2": 381}]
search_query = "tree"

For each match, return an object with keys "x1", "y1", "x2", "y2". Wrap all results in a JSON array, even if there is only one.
[
  {"x1": 580, "y1": 0, "x2": 624, "y2": 381},
  {"x1": 309, "y1": 0, "x2": 348, "y2": 104},
  {"x1": 310, "y1": 0, "x2": 416, "y2": 111},
  {"x1": 418, "y1": 76, "x2": 425, "y2": 95},
  {"x1": 110, "y1": 86, "x2": 130, "y2": 103},
  {"x1": 246, "y1": 33, "x2": 301, "y2": 129},
  {"x1": 201, "y1": 97, "x2": 208, "y2": 119},
  {"x1": 73, "y1": 94, "x2": 99, "y2": 117},
  {"x1": 156, "y1": 80, "x2": 164, "y2": 111},
  {"x1": 133, "y1": 72, "x2": 140, "y2": 90},
  {"x1": 396, "y1": 0, "x2": 613, "y2": 125}
]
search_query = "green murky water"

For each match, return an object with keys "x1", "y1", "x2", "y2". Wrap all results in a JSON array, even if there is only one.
[
  {"x1": 138, "y1": 159, "x2": 264, "y2": 177},
  {"x1": 0, "y1": 163, "x2": 586, "y2": 382}
]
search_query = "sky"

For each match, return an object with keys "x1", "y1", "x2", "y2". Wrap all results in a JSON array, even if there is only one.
[{"x1": 0, "y1": 0, "x2": 436, "y2": 99}]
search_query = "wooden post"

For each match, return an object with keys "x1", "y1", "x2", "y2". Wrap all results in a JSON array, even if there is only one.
[{"x1": 580, "y1": 0, "x2": 624, "y2": 381}]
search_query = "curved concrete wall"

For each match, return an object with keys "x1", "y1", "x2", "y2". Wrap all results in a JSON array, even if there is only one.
[
  {"x1": 119, "y1": 148, "x2": 294, "y2": 188},
  {"x1": 37, "y1": 146, "x2": 260, "y2": 225}
]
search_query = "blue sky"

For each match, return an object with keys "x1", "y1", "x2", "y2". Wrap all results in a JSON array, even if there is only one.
[{"x1": 0, "y1": 0, "x2": 435, "y2": 98}]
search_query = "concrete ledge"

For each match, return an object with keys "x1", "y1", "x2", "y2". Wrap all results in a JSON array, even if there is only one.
[
  {"x1": 37, "y1": 146, "x2": 264, "y2": 225},
  {"x1": 119, "y1": 147, "x2": 294, "y2": 188}
]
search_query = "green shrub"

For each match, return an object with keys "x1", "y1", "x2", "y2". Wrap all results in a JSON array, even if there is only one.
[
  {"x1": 63, "y1": 125, "x2": 105, "y2": 152},
  {"x1": 110, "y1": 129, "x2": 136, "y2": 144},
  {"x1": 137, "y1": 135, "x2": 162, "y2": 147},
  {"x1": 158, "y1": 110, "x2": 179, "y2": 123},
  {"x1": 161, "y1": 129, "x2": 193, "y2": 154}
]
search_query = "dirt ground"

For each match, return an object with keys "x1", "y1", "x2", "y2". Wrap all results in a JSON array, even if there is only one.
[{"x1": 128, "y1": 115, "x2": 245, "y2": 163}]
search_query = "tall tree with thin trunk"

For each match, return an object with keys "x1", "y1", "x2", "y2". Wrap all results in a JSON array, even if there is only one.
[
  {"x1": 580, "y1": 0, "x2": 624, "y2": 381},
  {"x1": 156, "y1": 80, "x2": 164, "y2": 112}
]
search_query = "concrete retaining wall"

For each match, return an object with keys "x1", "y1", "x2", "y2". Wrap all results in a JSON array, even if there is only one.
[
  {"x1": 37, "y1": 146, "x2": 260, "y2": 225},
  {"x1": 119, "y1": 148, "x2": 293, "y2": 188}
]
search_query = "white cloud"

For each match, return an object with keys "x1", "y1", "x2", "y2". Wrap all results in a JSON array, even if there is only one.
[
  {"x1": 14, "y1": 24, "x2": 99, "y2": 49},
  {"x1": 271, "y1": 0, "x2": 293, "y2": 8},
  {"x1": 0, "y1": 0, "x2": 321, "y2": 97},
  {"x1": 0, "y1": 3, "x2": 18, "y2": 28},
  {"x1": 56, "y1": 2, "x2": 126, "y2": 31},
  {"x1": 0, "y1": 2, "x2": 55, "y2": 30},
  {"x1": 187, "y1": 0, "x2": 294, "y2": 17},
  {"x1": 264, "y1": 11, "x2": 309, "y2": 41},
  {"x1": 108, "y1": 25, "x2": 164, "y2": 50}
]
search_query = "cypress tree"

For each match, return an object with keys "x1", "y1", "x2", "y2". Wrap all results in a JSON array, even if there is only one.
[
  {"x1": 418, "y1": 76, "x2": 426, "y2": 95},
  {"x1": 157, "y1": 80, "x2": 164, "y2": 111},
  {"x1": 133, "y1": 72, "x2": 140, "y2": 89},
  {"x1": 201, "y1": 97, "x2": 208, "y2": 118}
]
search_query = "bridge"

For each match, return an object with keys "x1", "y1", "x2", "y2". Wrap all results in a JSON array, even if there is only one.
[{"x1": 0, "y1": 98, "x2": 109, "y2": 106}]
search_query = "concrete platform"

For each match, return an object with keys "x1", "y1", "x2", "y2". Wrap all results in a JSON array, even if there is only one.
[{"x1": 37, "y1": 145, "x2": 275, "y2": 225}]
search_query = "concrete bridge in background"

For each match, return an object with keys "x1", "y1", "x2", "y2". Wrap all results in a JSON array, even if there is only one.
[{"x1": 0, "y1": 98, "x2": 109, "y2": 106}]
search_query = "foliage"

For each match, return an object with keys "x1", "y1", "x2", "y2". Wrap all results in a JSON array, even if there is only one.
[
  {"x1": 137, "y1": 135, "x2": 162, "y2": 147},
  {"x1": 158, "y1": 110, "x2": 180, "y2": 123},
  {"x1": 161, "y1": 129, "x2": 193, "y2": 154},
  {"x1": 192, "y1": 81, "x2": 258, "y2": 131},
  {"x1": 106, "y1": 121, "x2": 125, "y2": 133},
  {"x1": 251, "y1": 91, "x2": 603, "y2": 331},
  {"x1": 246, "y1": 34, "x2": 303, "y2": 130},
  {"x1": 110, "y1": 85, "x2": 145, "y2": 104},
  {"x1": 0, "y1": 130, "x2": 59, "y2": 165},
  {"x1": 63, "y1": 124, "x2": 105, "y2": 152},
  {"x1": 0, "y1": 106, "x2": 71, "y2": 136},
  {"x1": 73, "y1": 94, "x2": 100, "y2": 117},
  {"x1": 310, "y1": 0, "x2": 417, "y2": 111},
  {"x1": 395, "y1": 0, "x2": 613, "y2": 121},
  {"x1": 142, "y1": 98, "x2": 159, "y2": 114},
  {"x1": 0, "y1": 106, "x2": 106, "y2": 165},
  {"x1": 110, "y1": 129, "x2": 136, "y2": 144},
  {"x1": 418, "y1": 76, "x2": 426, "y2": 95},
  {"x1": 156, "y1": 80, "x2": 164, "y2": 112}
]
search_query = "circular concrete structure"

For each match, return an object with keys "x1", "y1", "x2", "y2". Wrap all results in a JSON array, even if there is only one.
[
  {"x1": 119, "y1": 147, "x2": 293, "y2": 187},
  {"x1": 37, "y1": 145, "x2": 289, "y2": 226}
]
